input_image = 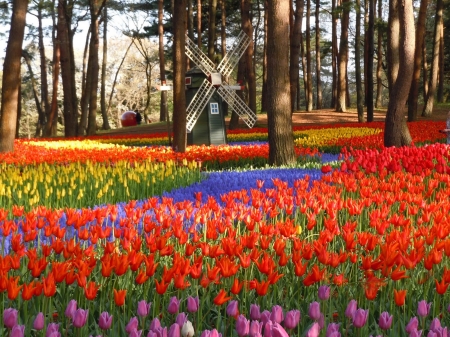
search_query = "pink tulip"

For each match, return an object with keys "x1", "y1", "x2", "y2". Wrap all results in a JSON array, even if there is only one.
[
  {"x1": 200, "y1": 330, "x2": 221, "y2": 337},
  {"x1": 308, "y1": 302, "x2": 321, "y2": 321},
  {"x1": 250, "y1": 304, "x2": 261, "y2": 321},
  {"x1": 249, "y1": 321, "x2": 263, "y2": 337},
  {"x1": 45, "y1": 323, "x2": 60, "y2": 337},
  {"x1": 378, "y1": 312, "x2": 393, "y2": 330},
  {"x1": 236, "y1": 314, "x2": 250, "y2": 337},
  {"x1": 344, "y1": 300, "x2": 357, "y2": 319},
  {"x1": 72, "y1": 308, "x2": 89, "y2": 328},
  {"x1": 227, "y1": 300, "x2": 239, "y2": 317},
  {"x1": 270, "y1": 305, "x2": 284, "y2": 324},
  {"x1": 168, "y1": 297, "x2": 180, "y2": 314},
  {"x1": 11, "y1": 325, "x2": 25, "y2": 337},
  {"x1": 176, "y1": 312, "x2": 188, "y2": 327},
  {"x1": 3, "y1": 308, "x2": 18, "y2": 328},
  {"x1": 318, "y1": 285, "x2": 331, "y2": 300},
  {"x1": 155, "y1": 326, "x2": 168, "y2": 337},
  {"x1": 150, "y1": 318, "x2": 161, "y2": 332},
  {"x1": 137, "y1": 301, "x2": 151, "y2": 317},
  {"x1": 33, "y1": 312, "x2": 45, "y2": 330},
  {"x1": 352, "y1": 309, "x2": 368, "y2": 328},
  {"x1": 187, "y1": 296, "x2": 199, "y2": 313},
  {"x1": 130, "y1": 329, "x2": 143, "y2": 337},
  {"x1": 417, "y1": 300, "x2": 432, "y2": 318},
  {"x1": 272, "y1": 322, "x2": 289, "y2": 337},
  {"x1": 65, "y1": 300, "x2": 77, "y2": 319},
  {"x1": 126, "y1": 317, "x2": 139, "y2": 334},
  {"x1": 168, "y1": 323, "x2": 181, "y2": 337},
  {"x1": 306, "y1": 322, "x2": 320, "y2": 337},
  {"x1": 430, "y1": 318, "x2": 441, "y2": 331},
  {"x1": 283, "y1": 310, "x2": 300, "y2": 330},
  {"x1": 406, "y1": 317, "x2": 419, "y2": 334},
  {"x1": 326, "y1": 323, "x2": 340, "y2": 337},
  {"x1": 98, "y1": 312, "x2": 113, "y2": 330}
]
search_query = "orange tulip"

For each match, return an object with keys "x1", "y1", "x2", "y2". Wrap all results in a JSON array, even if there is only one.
[
  {"x1": 155, "y1": 278, "x2": 169, "y2": 295},
  {"x1": 213, "y1": 289, "x2": 232, "y2": 306},
  {"x1": 84, "y1": 281, "x2": 100, "y2": 300},
  {"x1": 435, "y1": 278, "x2": 450, "y2": 295},
  {"x1": 21, "y1": 281, "x2": 36, "y2": 301},
  {"x1": 394, "y1": 289, "x2": 407, "y2": 306},
  {"x1": 43, "y1": 272, "x2": 56, "y2": 297},
  {"x1": 7, "y1": 276, "x2": 23, "y2": 300},
  {"x1": 113, "y1": 289, "x2": 127, "y2": 306},
  {"x1": 230, "y1": 278, "x2": 244, "y2": 295}
]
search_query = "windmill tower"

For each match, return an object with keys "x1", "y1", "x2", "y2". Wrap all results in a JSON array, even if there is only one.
[{"x1": 185, "y1": 31, "x2": 257, "y2": 145}]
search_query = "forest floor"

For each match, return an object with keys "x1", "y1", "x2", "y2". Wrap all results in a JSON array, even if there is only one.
[{"x1": 99, "y1": 105, "x2": 450, "y2": 136}]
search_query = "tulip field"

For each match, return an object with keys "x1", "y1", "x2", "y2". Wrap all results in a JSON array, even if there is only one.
[{"x1": 2, "y1": 120, "x2": 450, "y2": 337}]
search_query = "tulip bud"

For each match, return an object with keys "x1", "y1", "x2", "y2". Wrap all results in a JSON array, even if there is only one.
[
  {"x1": 168, "y1": 323, "x2": 181, "y2": 337},
  {"x1": 270, "y1": 305, "x2": 284, "y2": 324},
  {"x1": 352, "y1": 309, "x2": 369, "y2": 328},
  {"x1": 284, "y1": 310, "x2": 301, "y2": 330},
  {"x1": 98, "y1": 312, "x2": 113, "y2": 330},
  {"x1": 181, "y1": 321, "x2": 195, "y2": 337},
  {"x1": 150, "y1": 318, "x2": 161, "y2": 332},
  {"x1": 272, "y1": 322, "x2": 289, "y2": 337},
  {"x1": 344, "y1": 300, "x2": 357, "y2": 319},
  {"x1": 130, "y1": 330, "x2": 143, "y2": 337},
  {"x1": 168, "y1": 297, "x2": 180, "y2": 315},
  {"x1": 65, "y1": 300, "x2": 77, "y2": 319},
  {"x1": 308, "y1": 302, "x2": 321, "y2": 321},
  {"x1": 72, "y1": 308, "x2": 89, "y2": 328},
  {"x1": 405, "y1": 317, "x2": 419, "y2": 334},
  {"x1": 306, "y1": 322, "x2": 320, "y2": 337},
  {"x1": 176, "y1": 313, "x2": 188, "y2": 327},
  {"x1": 137, "y1": 301, "x2": 151, "y2": 317},
  {"x1": 249, "y1": 320, "x2": 263, "y2": 337},
  {"x1": 10, "y1": 324, "x2": 25, "y2": 337},
  {"x1": 3, "y1": 307, "x2": 18, "y2": 328},
  {"x1": 318, "y1": 285, "x2": 331, "y2": 301},
  {"x1": 187, "y1": 296, "x2": 199, "y2": 313},
  {"x1": 430, "y1": 318, "x2": 441, "y2": 332},
  {"x1": 378, "y1": 311, "x2": 393, "y2": 330},
  {"x1": 126, "y1": 317, "x2": 139, "y2": 334},
  {"x1": 33, "y1": 312, "x2": 45, "y2": 330},
  {"x1": 417, "y1": 300, "x2": 432, "y2": 318},
  {"x1": 226, "y1": 300, "x2": 239, "y2": 317},
  {"x1": 236, "y1": 315, "x2": 250, "y2": 337},
  {"x1": 249, "y1": 304, "x2": 261, "y2": 321}
]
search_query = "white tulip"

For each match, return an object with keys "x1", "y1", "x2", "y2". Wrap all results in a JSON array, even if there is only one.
[{"x1": 181, "y1": 321, "x2": 195, "y2": 337}]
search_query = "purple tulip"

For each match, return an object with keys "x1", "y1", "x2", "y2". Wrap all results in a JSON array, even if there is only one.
[
  {"x1": 236, "y1": 314, "x2": 250, "y2": 337},
  {"x1": 137, "y1": 300, "x2": 151, "y2": 317},
  {"x1": 263, "y1": 321, "x2": 273, "y2": 337},
  {"x1": 155, "y1": 327, "x2": 168, "y2": 337},
  {"x1": 409, "y1": 330, "x2": 423, "y2": 337},
  {"x1": 306, "y1": 322, "x2": 321, "y2": 337},
  {"x1": 147, "y1": 332, "x2": 158, "y2": 337},
  {"x1": 309, "y1": 302, "x2": 321, "y2": 321},
  {"x1": 249, "y1": 321, "x2": 263, "y2": 337},
  {"x1": 345, "y1": 300, "x2": 357, "y2": 319},
  {"x1": 326, "y1": 323, "x2": 340, "y2": 337},
  {"x1": 418, "y1": 300, "x2": 432, "y2": 318},
  {"x1": 10, "y1": 324, "x2": 24, "y2": 337},
  {"x1": 126, "y1": 317, "x2": 139, "y2": 334},
  {"x1": 176, "y1": 313, "x2": 188, "y2": 327},
  {"x1": 45, "y1": 323, "x2": 60, "y2": 337},
  {"x1": 427, "y1": 332, "x2": 438, "y2": 337},
  {"x1": 272, "y1": 322, "x2": 289, "y2": 337},
  {"x1": 72, "y1": 309, "x2": 88, "y2": 328},
  {"x1": 284, "y1": 310, "x2": 301, "y2": 330},
  {"x1": 33, "y1": 312, "x2": 45, "y2": 330},
  {"x1": 250, "y1": 304, "x2": 261, "y2": 321},
  {"x1": 406, "y1": 317, "x2": 419, "y2": 334},
  {"x1": 99, "y1": 312, "x2": 113, "y2": 330},
  {"x1": 260, "y1": 310, "x2": 271, "y2": 325},
  {"x1": 65, "y1": 300, "x2": 77, "y2": 319},
  {"x1": 150, "y1": 318, "x2": 161, "y2": 332},
  {"x1": 270, "y1": 305, "x2": 284, "y2": 324},
  {"x1": 318, "y1": 313, "x2": 325, "y2": 329},
  {"x1": 3, "y1": 308, "x2": 18, "y2": 328},
  {"x1": 378, "y1": 311, "x2": 393, "y2": 330},
  {"x1": 130, "y1": 330, "x2": 143, "y2": 337},
  {"x1": 327, "y1": 332, "x2": 341, "y2": 337},
  {"x1": 227, "y1": 300, "x2": 240, "y2": 317},
  {"x1": 47, "y1": 332, "x2": 61, "y2": 337},
  {"x1": 433, "y1": 327, "x2": 447, "y2": 337},
  {"x1": 318, "y1": 285, "x2": 331, "y2": 300},
  {"x1": 200, "y1": 330, "x2": 222, "y2": 337},
  {"x1": 187, "y1": 296, "x2": 199, "y2": 313},
  {"x1": 168, "y1": 297, "x2": 181, "y2": 314},
  {"x1": 430, "y1": 318, "x2": 442, "y2": 331},
  {"x1": 168, "y1": 323, "x2": 181, "y2": 337},
  {"x1": 352, "y1": 309, "x2": 369, "y2": 328}
]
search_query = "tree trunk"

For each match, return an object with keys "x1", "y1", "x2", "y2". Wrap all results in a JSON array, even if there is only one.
[
  {"x1": 0, "y1": 0, "x2": 28, "y2": 152},
  {"x1": 290, "y1": 0, "x2": 302, "y2": 113},
  {"x1": 422, "y1": 0, "x2": 442, "y2": 117},
  {"x1": 37, "y1": 3, "x2": 50, "y2": 134},
  {"x1": 79, "y1": 28, "x2": 91, "y2": 134},
  {"x1": 58, "y1": 0, "x2": 78, "y2": 137},
  {"x1": 355, "y1": 0, "x2": 364, "y2": 122},
  {"x1": 261, "y1": 0, "x2": 269, "y2": 112},
  {"x1": 44, "y1": 0, "x2": 60, "y2": 137},
  {"x1": 229, "y1": 57, "x2": 245, "y2": 130},
  {"x1": 331, "y1": 0, "x2": 338, "y2": 108},
  {"x1": 305, "y1": 0, "x2": 313, "y2": 111},
  {"x1": 422, "y1": 39, "x2": 428, "y2": 99},
  {"x1": 242, "y1": 0, "x2": 256, "y2": 114},
  {"x1": 100, "y1": 5, "x2": 111, "y2": 130},
  {"x1": 197, "y1": 0, "x2": 202, "y2": 47},
  {"x1": 207, "y1": 0, "x2": 217, "y2": 61},
  {"x1": 384, "y1": 0, "x2": 414, "y2": 147},
  {"x1": 267, "y1": 0, "x2": 296, "y2": 166},
  {"x1": 315, "y1": 0, "x2": 322, "y2": 109},
  {"x1": 406, "y1": 0, "x2": 428, "y2": 121},
  {"x1": 366, "y1": 0, "x2": 374, "y2": 121},
  {"x1": 87, "y1": 0, "x2": 105, "y2": 136},
  {"x1": 375, "y1": 0, "x2": 383, "y2": 109},
  {"x1": 437, "y1": 22, "x2": 444, "y2": 103},
  {"x1": 387, "y1": 0, "x2": 399, "y2": 90},
  {"x1": 159, "y1": 0, "x2": 168, "y2": 122},
  {"x1": 336, "y1": 0, "x2": 349, "y2": 112},
  {"x1": 173, "y1": 0, "x2": 187, "y2": 152}
]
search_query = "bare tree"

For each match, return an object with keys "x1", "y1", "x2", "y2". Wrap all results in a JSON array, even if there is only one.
[
  {"x1": 384, "y1": 0, "x2": 414, "y2": 147},
  {"x1": 0, "y1": 0, "x2": 29, "y2": 152},
  {"x1": 267, "y1": 0, "x2": 296, "y2": 166},
  {"x1": 336, "y1": 0, "x2": 349, "y2": 112}
]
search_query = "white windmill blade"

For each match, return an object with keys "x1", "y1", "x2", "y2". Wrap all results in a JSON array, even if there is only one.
[
  {"x1": 217, "y1": 31, "x2": 251, "y2": 78},
  {"x1": 216, "y1": 83, "x2": 257, "y2": 128},
  {"x1": 185, "y1": 35, "x2": 216, "y2": 76},
  {"x1": 186, "y1": 79, "x2": 216, "y2": 132}
]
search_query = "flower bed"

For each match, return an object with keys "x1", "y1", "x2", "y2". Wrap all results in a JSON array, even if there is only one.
[{"x1": 1, "y1": 121, "x2": 450, "y2": 337}]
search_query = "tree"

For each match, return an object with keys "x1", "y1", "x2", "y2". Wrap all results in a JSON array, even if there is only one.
[
  {"x1": 207, "y1": 0, "x2": 217, "y2": 61},
  {"x1": 406, "y1": 0, "x2": 428, "y2": 121},
  {"x1": 366, "y1": 0, "x2": 374, "y2": 121},
  {"x1": 305, "y1": 0, "x2": 313, "y2": 111},
  {"x1": 375, "y1": 0, "x2": 384, "y2": 109},
  {"x1": 315, "y1": 0, "x2": 322, "y2": 109},
  {"x1": 266, "y1": 0, "x2": 296, "y2": 166},
  {"x1": 0, "y1": 0, "x2": 29, "y2": 152},
  {"x1": 100, "y1": 5, "x2": 111, "y2": 130},
  {"x1": 355, "y1": 0, "x2": 364, "y2": 122},
  {"x1": 384, "y1": 0, "x2": 414, "y2": 147},
  {"x1": 289, "y1": 0, "x2": 302, "y2": 112},
  {"x1": 159, "y1": 0, "x2": 168, "y2": 122},
  {"x1": 336, "y1": 0, "x2": 349, "y2": 112},
  {"x1": 172, "y1": 0, "x2": 187, "y2": 152},
  {"x1": 422, "y1": 0, "x2": 443, "y2": 117}
]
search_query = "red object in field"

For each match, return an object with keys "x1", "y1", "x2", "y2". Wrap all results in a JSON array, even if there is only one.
[{"x1": 121, "y1": 111, "x2": 137, "y2": 127}]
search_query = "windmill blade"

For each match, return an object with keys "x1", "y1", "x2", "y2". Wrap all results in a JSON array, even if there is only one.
[
  {"x1": 216, "y1": 83, "x2": 257, "y2": 129},
  {"x1": 185, "y1": 35, "x2": 216, "y2": 76},
  {"x1": 217, "y1": 31, "x2": 251, "y2": 78},
  {"x1": 186, "y1": 79, "x2": 216, "y2": 132}
]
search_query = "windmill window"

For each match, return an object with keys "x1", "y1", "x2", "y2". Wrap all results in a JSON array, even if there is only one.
[{"x1": 210, "y1": 103, "x2": 219, "y2": 114}]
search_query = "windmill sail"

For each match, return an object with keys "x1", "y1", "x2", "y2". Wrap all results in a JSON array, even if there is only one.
[
  {"x1": 217, "y1": 31, "x2": 251, "y2": 78},
  {"x1": 185, "y1": 36, "x2": 216, "y2": 76},
  {"x1": 216, "y1": 83, "x2": 257, "y2": 128},
  {"x1": 186, "y1": 79, "x2": 216, "y2": 132}
]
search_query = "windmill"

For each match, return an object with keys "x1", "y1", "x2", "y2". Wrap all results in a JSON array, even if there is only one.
[{"x1": 184, "y1": 31, "x2": 257, "y2": 145}]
